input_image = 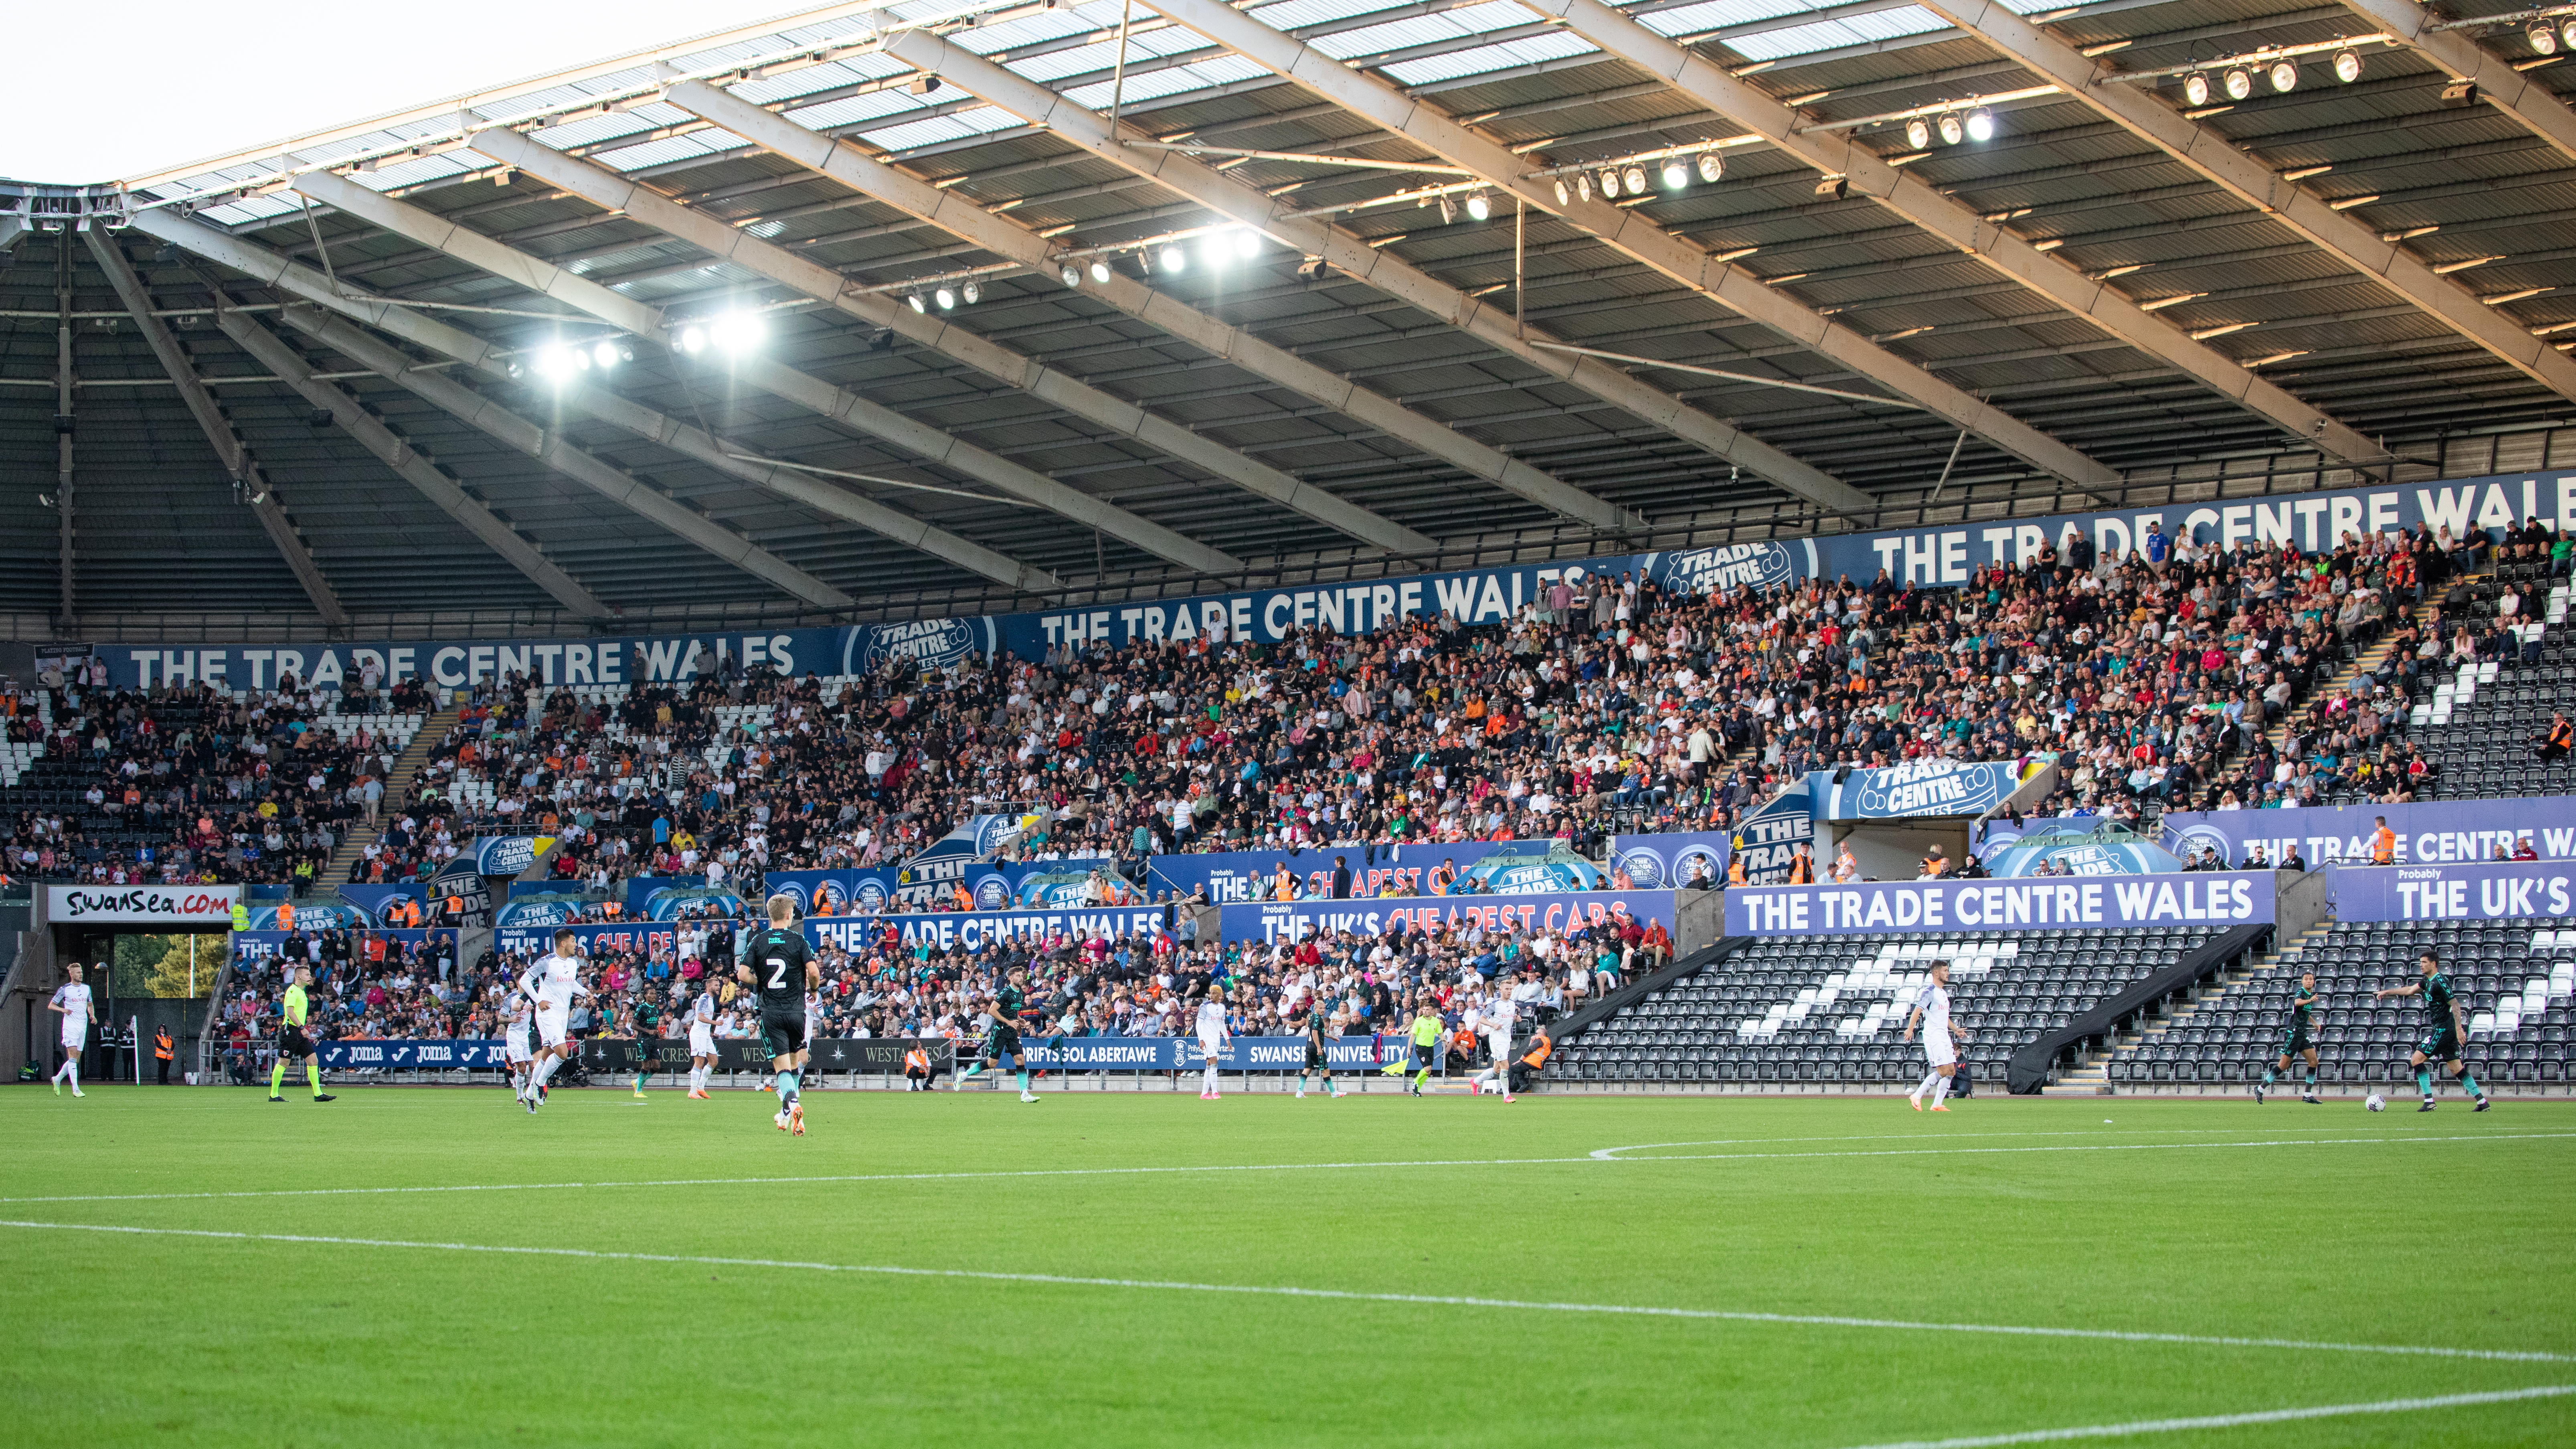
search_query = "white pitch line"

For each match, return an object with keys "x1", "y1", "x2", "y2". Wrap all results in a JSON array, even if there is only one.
[
  {"x1": 3, "y1": 1129, "x2": 2562, "y2": 1207},
  {"x1": 1, "y1": 1218, "x2": 2569, "y2": 1366},
  {"x1": 1837, "y1": 1384, "x2": 2576, "y2": 1448}
]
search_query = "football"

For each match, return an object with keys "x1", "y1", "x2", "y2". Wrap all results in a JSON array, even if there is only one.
[{"x1": 2365, "y1": 1093, "x2": 2387, "y2": 1112}]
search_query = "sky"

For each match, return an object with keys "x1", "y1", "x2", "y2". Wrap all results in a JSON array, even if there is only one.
[{"x1": 2, "y1": 2, "x2": 847, "y2": 184}]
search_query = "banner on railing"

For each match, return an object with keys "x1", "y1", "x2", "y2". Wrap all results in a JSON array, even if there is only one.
[
  {"x1": 1146, "y1": 839, "x2": 1562, "y2": 904},
  {"x1": 2327, "y1": 861, "x2": 2576, "y2": 922},
  {"x1": 493, "y1": 921, "x2": 683, "y2": 959},
  {"x1": 2161, "y1": 798, "x2": 2576, "y2": 868},
  {"x1": 1013, "y1": 1035, "x2": 1414, "y2": 1071},
  {"x1": 1725, "y1": 872, "x2": 2275, "y2": 936},
  {"x1": 578, "y1": 1036, "x2": 955, "y2": 1075},
  {"x1": 471, "y1": 836, "x2": 552, "y2": 876},
  {"x1": 803, "y1": 905, "x2": 1177, "y2": 956},
  {"x1": 1218, "y1": 889, "x2": 1673, "y2": 944}
]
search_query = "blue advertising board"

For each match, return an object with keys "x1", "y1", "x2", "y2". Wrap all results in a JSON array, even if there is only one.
[
  {"x1": 230, "y1": 928, "x2": 441, "y2": 963},
  {"x1": 470, "y1": 835, "x2": 550, "y2": 876},
  {"x1": 1146, "y1": 840, "x2": 1558, "y2": 904},
  {"x1": 243, "y1": 901, "x2": 380, "y2": 931},
  {"x1": 1812, "y1": 759, "x2": 2052, "y2": 821},
  {"x1": 803, "y1": 905, "x2": 1176, "y2": 956},
  {"x1": 493, "y1": 920, "x2": 684, "y2": 960},
  {"x1": 1016, "y1": 1035, "x2": 1411, "y2": 1072},
  {"x1": 1981, "y1": 821, "x2": 2181, "y2": 878},
  {"x1": 102, "y1": 470, "x2": 2576, "y2": 690},
  {"x1": 334, "y1": 883, "x2": 421, "y2": 920},
  {"x1": 2160, "y1": 798, "x2": 2576, "y2": 867},
  {"x1": 1725, "y1": 872, "x2": 2274, "y2": 936},
  {"x1": 1218, "y1": 890, "x2": 1673, "y2": 944},
  {"x1": 2327, "y1": 861, "x2": 2576, "y2": 922},
  {"x1": 317, "y1": 1038, "x2": 504, "y2": 1071},
  {"x1": 768, "y1": 858, "x2": 1137, "y2": 916},
  {"x1": 1609, "y1": 831, "x2": 1732, "y2": 890}
]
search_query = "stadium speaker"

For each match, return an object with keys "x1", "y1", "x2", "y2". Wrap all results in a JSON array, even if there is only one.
[
  {"x1": 1814, "y1": 176, "x2": 1848, "y2": 200},
  {"x1": 53, "y1": 413, "x2": 74, "y2": 435},
  {"x1": 307, "y1": 408, "x2": 333, "y2": 429},
  {"x1": 2439, "y1": 79, "x2": 2478, "y2": 108}
]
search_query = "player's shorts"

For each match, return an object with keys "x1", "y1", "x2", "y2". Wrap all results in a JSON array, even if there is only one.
[
  {"x1": 1412, "y1": 1041, "x2": 1438, "y2": 1071},
  {"x1": 60, "y1": 1024, "x2": 87, "y2": 1053},
  {"x1": 504, "y1": 1029, "x2": 533, "y2": 1064},
  {"x1": 761, "y1": 1011, "x2": 808, "y2": 1058},
  {"x1": 2279, "y1": 1026, "x2": 2313, "y2": 1057},
  {"x1": 1199, "y1": 1036, "x2": 1225, "y2": 1063},
  {"x1": 277, "y1": 1025, "x2": 313, "y2": 1059},
  {"x1": 1305, "y1": 1039, "x2": 1327, "y2": 1070},
  {"x1": 1487, "y1": 1030, "x2": 1512, "y2": 1063},
  {"x1": 2416, "y1": 1027, "x2": 2462, "y2": 1062},
  {"x1": 1924, "y1": 1034, "x2": 1958, "y2": 1069},
  {"x1": 535, "y1": 1008, "x2": 569, "y2": 1050},
  {"x1": 688, "y1": 1024, "x2": 716, "y2": 1056}
]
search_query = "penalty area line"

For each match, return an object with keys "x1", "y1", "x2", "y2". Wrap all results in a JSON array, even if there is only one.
[
  {"x1": 1835, "y1": 1383, "x2": 2576, "y2": 1448},
  {"x1": 0, "y1": 1218, "x2": 2569, "y2": 1367}
]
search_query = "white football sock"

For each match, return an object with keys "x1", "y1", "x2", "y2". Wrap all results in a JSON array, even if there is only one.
[
  {"x1": 1202, "y1": 1063, "x2": 1218, "y2": 1094},
  {"x1": 1930, "y1": 1075, "x2": 1952, "y2": 1107},
  {"x1": 1912, "y1": 1071, "x2": 1938, "y2": 1099}
]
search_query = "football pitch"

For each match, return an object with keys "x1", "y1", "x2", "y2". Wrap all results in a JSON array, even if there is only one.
[{"x1": 4, "y1": 1083, "x2": 2570, "y2": 1448}]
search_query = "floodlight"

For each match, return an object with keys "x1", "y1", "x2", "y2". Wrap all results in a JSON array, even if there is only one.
[
  {"x1": 907, "y1": 293, "x2": 927, "y2": 314},
  {"x1": 1906, "y1": 118, "x2": 1932, "y2": 150},
  {"x1": 710, "y1": 312, "x2": 765, "y2": 351},
  {"x1": 1661, "y1": 158, "x2": 1689, "y2": 190},
  {"x1": 591, "y1": 340, "x2": 621, "y2": 370},
  {"x1": 1160, "y1": 245, "x2": 1186, "y2": 273},
  {"x1": 1235, "y1": 228, "x2": 1260, "y2": 259},
  {"x1": 2223, "y1": 67, "x2": 2253, "y2": 100},
  {"x1": 962, "y1": 281, "x2": 981, "y2": 304},
  {"x1": 1438, "y1": 195, "x2": 1457, "y2": 225},
  {"x1": 678, "y1": 325, "x2": 707, "y2": 354},
  {"x1": 1937, "y1": 113, "x2": 1965, "y2": 146},
  {"x1": 1461, "y1": 192, "x2": 1488, "y2": 221},
  {"x1": 1552, "y1": 178, "x2": 1570, "y2": 206},
  {"x1": 1061, "y1": 264, "x2": 1081, "y2": 287},
  {"x1": 2268, "y1": 60, "x2": 2299, "y2": 93},
  {"x1": 1089, "y1": 259, "x2": 1112, "y2": 283},
  {"x1": 2564, "y1": 18, "x2": 2576, "y2": 50},
  {"x1": 2532, "y1": 24, "x2": 2560, "y2": 56},
  {"x1": 1622, "y1": 165, "x2": 1648, "y2": 194},
  {"x1": 1599, "y1": 168, "x2": 1621, "y2": 199},
  {"x1": 1576, "y1": 172, "x2": 1592, "y2": 203},
  {"x1": 2184, "y1": 71, "x2": 2212, "y2": 106},
  {"x1": 935, "y1": 287, "x2": 955, "y2": 310},
  {"x1": 1965, "y1": 108, "x2": 1995, "y2": 142},
  {"x1": 2332, "y1": 49, "x2": 2362, "y2": 84},
  {"x1": 1696, "y1": 151, "x2": 1724, "y2": 184}
]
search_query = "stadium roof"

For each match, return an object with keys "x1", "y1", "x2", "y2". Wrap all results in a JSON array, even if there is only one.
[{"x1": 5, "y1": 0, "x2": 2574, "y2": 640}]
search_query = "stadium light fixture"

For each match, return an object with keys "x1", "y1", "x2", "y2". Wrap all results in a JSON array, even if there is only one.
[
  {"x1": 962, "y1": 281, "x2": 981, "y2": 304},
  {"x1": 1466, "y1": 191, "x2": 1493, "y2": 221},
  {"x1": 1234, "y1": 228, "x2": 1261, "y2": 259},
  {"x1": 1906, "y1": 117, "x2": 1932, "y2": 150},
  {"x1": 590, "y1": 340, "x2": 623, "y2": 370},
  {"x1": 1965, "y1": 109, "x2": 1996, "y2": 142},
  {"x1": 2184, "y1": 71, "x2": 2212, "y2": 106},
  {"x1": 1089, "y1": 259, "x2": 1112, "y2": 284},
  {"x1": 1552, "y1": 178, "x2": 1570, "y2": 206},
  {"x1": 1061, "y1": 264, "x2": 1081, "y2": 287},
  {"x1": 677, "y1": 325, "x2": 707, "y2": 354},
  {"x1": 1575, "y1": 172, "x2": 1592, "y2": 203},
  {"x1": 2564, "y1": 18, "x2": 2576, "y2": 50},
  {"x1": 1622, "y1": 166, "x2": 1648, "y2": 195},
  {"x1": 2223, "y1": 67, "x2": 2253, "y2": 100},
  {"x1": 934, "y1": 287, "x2": 956, "y2": 310},
  {"x1": 1597, "y1": 167, "x2": 1620, "y2": 199},
  {"x1": 1160, "y1": 245, "x2": 1186, "y2": 273},
  {"x1": 2333, "y1": 49, "x2": 2363, "y2": 83},
  {"x1": 2532, "y1": 23, "x2": 2560, "y2": 56},
  {"x1": 1661, "y1": 158, "x2": 1690, "y2": 190},
  {"x1": 2269, "y1": 59, "x2": 2300, "y2": 92},
  {"x1": 708, "y1": 311, "x2": 766, "y2": 352},
  {"x1": 1697, "y1": 151, "x2": 1724, "y2": 184},
  {"x1": 907, "y1": 293, "x2": 927, "y2": 313},
  {"x1": 1937, "y1": 113, "x2": 1965, "y2": 146}
]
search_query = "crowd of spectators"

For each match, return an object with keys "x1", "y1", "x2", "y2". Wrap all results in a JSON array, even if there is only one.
[{"x1": 12, "y1": 510, "x2": 2568, "y2": 905}]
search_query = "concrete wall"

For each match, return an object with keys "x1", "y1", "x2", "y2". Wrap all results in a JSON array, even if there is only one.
[{"x1": 1676, "y1": 886, "x2": 1726, "y2": 957}]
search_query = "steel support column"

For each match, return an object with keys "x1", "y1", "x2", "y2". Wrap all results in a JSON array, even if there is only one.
[
  {"x1": 289, "y1": 168, "x2": 1242, "y2": 578},
  {"x1": 467, "y1": 124, "x2": 1435, "y2": 557},
  {"x1": 661, "y1": 76, "x2": 1631, "y2": 538},
  {"x1": 119, "y1": 205, "x2": 1062, "y2": 596},
  {"x1": 1130, "y1": 0, "x2": 2125, "y2": 494},
  {"x1": 1509, "y1": 0, "x2": 2392, "y2": 470},
  {"x1": 880, "y1": 30, "x2": 1864, "y2": 520},
  {"x1": 1916, "y1": 0, "x2": 2576, "y2": 403},
  {"x1": 85, "y1": 230, "x2": 352, "y2": 627},
  {"x1": 216, "y1": 311, "x2": 611, "y2": 619}
]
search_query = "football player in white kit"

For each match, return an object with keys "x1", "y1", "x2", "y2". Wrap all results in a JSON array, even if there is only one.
[
  {"x1": 516, "y1": 929, "x2": 592, "y2": 1114},
  {"x1": 502, "y1": 994, "x2": 536, "y2": 1103},
  {"x1": 684, "y1": 984, "x2": 719, "y2": 1099},
  {"x1": 1469, "y1": 985, "x2": 1518, "y2": 1101},
  {"x1": 1194, "y1": 993, "x2": 1230, "y2": 1099},
  {"x1": 1902, "y1": 959, "x2": 1969, "y2": 1113},
  {"x1": 49, "y1": 962, "x2": 96, "y2": 1097}
]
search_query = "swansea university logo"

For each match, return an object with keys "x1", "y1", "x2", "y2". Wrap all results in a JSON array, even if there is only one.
[{"x1": 1615, "y1": 846, "x2": 1667, "y2": 888}]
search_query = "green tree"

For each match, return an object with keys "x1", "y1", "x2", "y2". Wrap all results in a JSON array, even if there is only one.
[{"x1": 110, "y1": 933, "x2": 221, "y2": 999}]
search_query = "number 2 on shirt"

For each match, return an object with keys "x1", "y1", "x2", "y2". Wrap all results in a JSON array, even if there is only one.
[{"x1": 766, "y1": 959, "x2": 788, "y2": 991}]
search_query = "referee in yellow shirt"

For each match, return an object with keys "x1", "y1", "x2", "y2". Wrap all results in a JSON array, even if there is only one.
[{"x1": 269, "y1": 966, "x2": 337, "y2": 1103}]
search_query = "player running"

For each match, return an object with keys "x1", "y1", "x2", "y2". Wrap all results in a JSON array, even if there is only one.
[
  {"x1": 1293, "y1": 998, "x2": 1340, "y2": 1099},
  {"x1": 502, "y1": 993, "x2": 536, "y2": 1103},
  {"x1": 2374, "y1": 949, "x2": 2491, "y2": 1113},
  {"x1": 48, "y1": 962, "x2": 95, "y2": 1097},
  {"x1": 269, "y1": 965, "x2": 336, "y2": 1103},
  {"x1": 736, "y1": 895, "x2": 819, "y2": 1134},
  {"x1": 517, "y1": 929, "x2": 591, "y2": 1113},
  {"x1": 1902, "y1": 960, "x2": 1967, "y2": 1113},
  {"x1": 684, "y1": 984, "x2": 719, "y2": 1099},
  {"x1": 1194, "y1": 992, "x2": 1230, "y2": 1099},
  {"x1": 2256, "y1": 971, "x2": 2323, "y2": 1105},
  {"x1": 965, "y1": 967, "x2": 1039, "y2": 1102}
]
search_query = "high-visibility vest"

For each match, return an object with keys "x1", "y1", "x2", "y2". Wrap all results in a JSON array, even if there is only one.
[
  {"x1": 904, "y1": 1047, "x2": 931, "y2": 1073},
  {"x1": 153, "y1": 1030, "x2": 174, "y2": 1062},
  {"x1": 1520, "y1": 1037, "x2": 1552, "y2": 1069},
  {"x1": 2371, "y1": 828, "x2": 2396, "y2": 865},
  {"x1": 277, "y1": 902, "x2": 295, "y2": 931}
]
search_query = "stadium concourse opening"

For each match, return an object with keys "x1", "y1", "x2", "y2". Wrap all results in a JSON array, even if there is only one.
[{"x1": 8, "y1": 0, "x2": 2576, "y2": 1438}]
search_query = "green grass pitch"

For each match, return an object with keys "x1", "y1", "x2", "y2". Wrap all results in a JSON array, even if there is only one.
[{"x1": 3, "y1": 1081, "x2": 2570, "y2": 1447}]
